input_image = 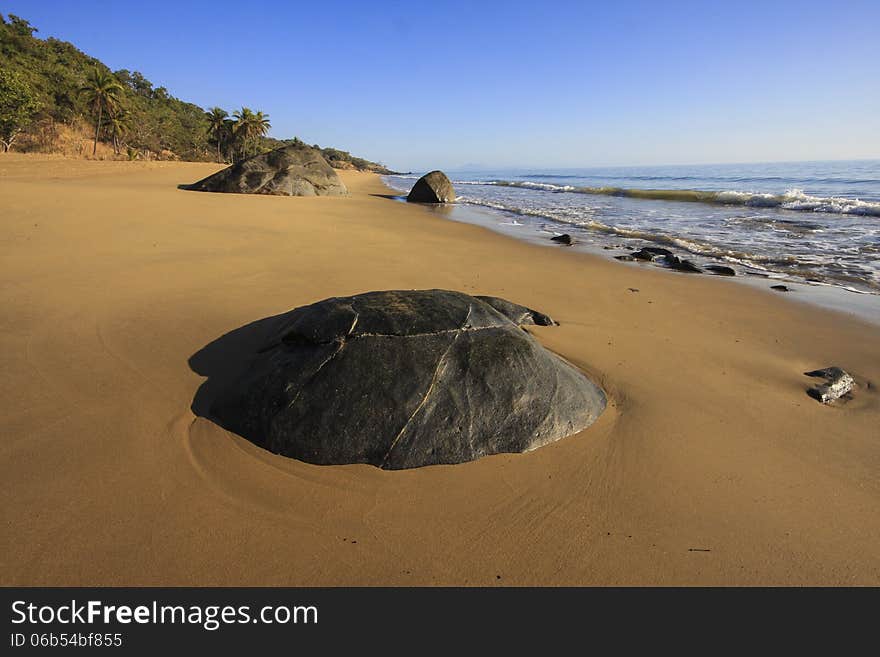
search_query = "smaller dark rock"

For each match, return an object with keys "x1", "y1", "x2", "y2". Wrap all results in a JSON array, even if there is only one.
[
  {"x1": 705, "y1": 265, "x2": 736, "y2": 276},
  {"x1": 660, "y1": 255, "x2": 702, "y2": 273},
  {"x1": 674, "y1": 259, "x2": 702, "y2": 273},
  {"x1": 407, "y1": 170, "x2": 455, "y2": 203},
  {"x1": 551, "y1": 234, "x2": 573, "y2": 245},
  {"x1": 631, "y1": 247, "x2": 675, "y2": 262},
  {"x1": 804, "y1": 367, "x2": 854, "y2": 403},
  {"x1": 641, "y1": 247, "x2": 673, "y2": 256},
  {"x1": 770, "y1": 285, "x2": 791, "y2": 292},
  {"x1": 615, "y1": 255, "x2": 635, "y2": 261}
]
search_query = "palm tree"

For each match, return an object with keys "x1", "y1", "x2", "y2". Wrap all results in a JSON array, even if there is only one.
[
  {"x1": 79, "y1": 67, "x2": 124, "y2": 155},
  {"x1": 232, "y1": 107, "x2": 255, "y2": 160},
  {"x1": 221, "y1": 118, "x2": 235, "y2": 161},
  {"x1": 106, "y1": 109, "x2": 130, "y2": 155},
  {"x1": 253, "y1": 110, "x2": 271, "y2": 141},
  {"x1": 205, "y1": 107, "x2": 228, "y2": 163}
]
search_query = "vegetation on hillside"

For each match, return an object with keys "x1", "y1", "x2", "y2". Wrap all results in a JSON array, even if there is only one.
[
  {"x1": 0, "y1": 68, "x2": 39, "y2": 151},
  {"x1": 0, "y1": 13, "x2": 395, "y2": 171},
  {"x1": 79, "y1": 67, "x2": 123, "y2": 155}
]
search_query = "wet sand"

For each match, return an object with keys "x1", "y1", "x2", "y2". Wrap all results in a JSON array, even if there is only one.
[{"x1": 1, "y1": 155, "x2": 878, "y2": 585}]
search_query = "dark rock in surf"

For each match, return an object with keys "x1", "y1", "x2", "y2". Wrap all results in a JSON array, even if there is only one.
[
  {"x1": 406, "y1": 170, "x2": 455, "y2": 203},
  {"x1": 631, "y1": 249, "x2": 657, "y2": 261},
  {"x1": 551, "y1": 234, "x2": 573, "y2": 245},
  {"x1": 631, "y1": 247, "x2": 674, "y2": 261},
  {"x1": 184, "y1": 143, "x2": 347, "y2": 196},
  {"x1": 641, "y1": 247, "x2": 674, "y2": 257},
  {"x1": 705, "y1": 265, "x2": 736, "y2": 276},
  {"x1": 771, "y1": 285, "x2": 791, "y2": 292},
  {"x1": 614, "y1": 255, "x2": 635, "y2": 262},
  {"x1": 804, "y1": 367, "x2": 854, "y2": 403},
  {"x1": 660, "y1": 255, "x2": 702, "y2": 273},
  {"x1": 208, "y1": 290, "x2": 605, "y2": 469},
  {"x1": 672, "y1": 259, "x2": 702, "y2": 273}
]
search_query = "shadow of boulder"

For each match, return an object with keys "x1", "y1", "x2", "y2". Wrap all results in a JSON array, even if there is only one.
[
  {"x1": 369, "y1": 193, "x2": 407, "y2": 201},
  {"x1": 188, "y1": 311, "x2": 289, "y2": 428}
]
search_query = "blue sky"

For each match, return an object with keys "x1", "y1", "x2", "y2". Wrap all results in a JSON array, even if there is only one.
[{"x1": 3, "y1": 0, "x2": 879, "y2": 170}]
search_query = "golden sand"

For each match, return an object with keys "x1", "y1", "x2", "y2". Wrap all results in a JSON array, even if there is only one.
[{"x1": 1, "y1": 155, "x2": 878, "y2": 585}]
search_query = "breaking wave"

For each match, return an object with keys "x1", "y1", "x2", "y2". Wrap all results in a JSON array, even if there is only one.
[
  {"x1": 451, "y1": 193, "x2": 880, "y2": 295},
  {"x1": 383, "y1": 164, "x2": 880, "y2": 300},
  {"x1": 460, "y1": 180, "x2": 880, "y2": 217}
]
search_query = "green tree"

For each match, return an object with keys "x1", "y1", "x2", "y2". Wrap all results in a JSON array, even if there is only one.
[
  {"x1": 232, "y1": 107, "x2": 255, "y2": 160},
  {"x1": 0, "y1": 69, "x2": 40, "y2": 152},
  {"x1": 106, "y1": 108, "x2": 131, "y2": 155},
  {"x1": 4, "y1": 13, "x2": 37, "y2": 37},
  {"x1": 0, "y1": 14, "x2": 386, "y2": 167},
  {"x1": 231, "y1": 108, "x2": 271, "y2": 160},
  {"x1": 205, "y1": 107, "x2": 229, "y2": 162},
  {"x1": 253, "y1": 110, "x2": 271, "y2": 140},
  {"x1": 79, "y1": 67, "x2": 123, "y2": 155},
  {"x1": 222, "y1": 118, "x2": 235, "y2": 160}
]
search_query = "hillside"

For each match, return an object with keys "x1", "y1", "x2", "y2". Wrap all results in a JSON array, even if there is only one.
[{"x1": 0, "y1": 13, "x2": 395, "y2": 172}]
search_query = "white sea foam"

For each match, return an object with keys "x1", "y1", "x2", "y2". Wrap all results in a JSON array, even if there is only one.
[
  {"x1": 384, "y1": 168, "x2": 880, "y2": 296},
  {"x1": 450, "y1": 179, "x2": 880, "y2": 217},
  {"x1": 778, "y1": 189, "x2": 880, "y2": 216}
]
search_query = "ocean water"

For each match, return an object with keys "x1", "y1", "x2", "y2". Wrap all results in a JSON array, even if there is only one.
[{"x1": 384, "y1": 160, "x2": 880, "y2": 309}]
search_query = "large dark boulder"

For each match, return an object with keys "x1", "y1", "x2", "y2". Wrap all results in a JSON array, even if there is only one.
[
  {"x1": 184, "y1": 143, "x2": 347, "y2": 196},
  {"x1": 406, "y1": 170, "x2": 455, "y2": 203},
  {"x1": 208, "y1": 290, "x2": 605, "y2": 469}
]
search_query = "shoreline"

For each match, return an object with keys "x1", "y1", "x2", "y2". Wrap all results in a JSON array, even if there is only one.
[
  {"x1": 383, "y1": 160, "x2": 880, "y2": 316},
  {"x1": 2, "y1": 157, "x2": 879, "y2": 585},
  {"x1": 396, "y1": 195, "x2": 880, "y2": 326}
]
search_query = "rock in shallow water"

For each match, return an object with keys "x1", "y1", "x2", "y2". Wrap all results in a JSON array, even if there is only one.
[
  {"x1": 705, "y1": 265, "x2": 736, "y2": 276},
  {"x1": 659, "y1": 255, "x2": 702, "y2": 273},
  {"x1": 184, "y1": 143, "x2": 347, "y2": 196},
  {"x1": 406, "y1": 170, "x2": 455, "y2": 203},
  {"x1": 209, "y1": 290, "x2": 606, "y2": 469},
  {"x1": 631, "y1": 247, "x2": 672, "y2": 261}
]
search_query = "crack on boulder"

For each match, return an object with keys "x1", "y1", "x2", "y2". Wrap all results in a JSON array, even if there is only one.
[
  {"x1": 279, "y1": 323, "x2": 506, "y2": 347},
  {"x1": 381, "y1": 331, "x2": 461, "y2": 467},
  {"x1": 277, "y1": 338, "x2": 347, "y2": 420}
]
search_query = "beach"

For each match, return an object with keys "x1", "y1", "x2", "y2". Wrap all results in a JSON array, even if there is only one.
[{"x1": 1, "y1": 155, "x2": 879, "y2": 586}]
